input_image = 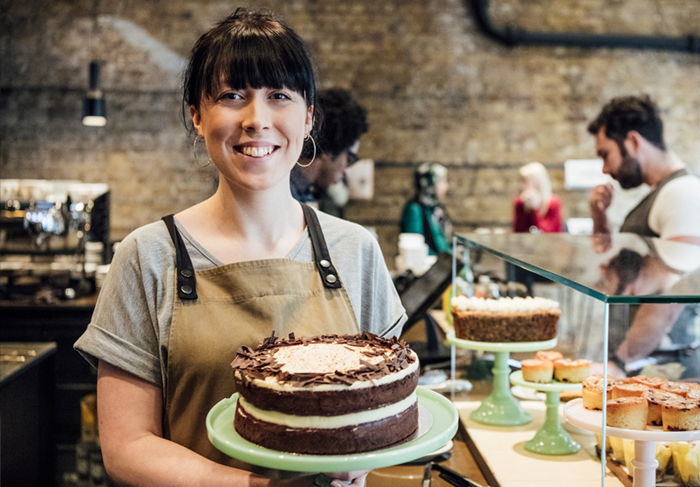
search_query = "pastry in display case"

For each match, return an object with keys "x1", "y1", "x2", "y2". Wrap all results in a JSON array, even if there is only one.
[{"x1": 451, "y1": 231, "x2": 700, "y2": 487}]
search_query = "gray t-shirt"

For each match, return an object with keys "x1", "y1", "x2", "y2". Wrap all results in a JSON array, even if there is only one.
[{"x1": 75, "y1": 209, "x2": 407, "y2": 389}]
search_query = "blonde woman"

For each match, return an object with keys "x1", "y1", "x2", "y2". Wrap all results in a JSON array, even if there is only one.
[{"x1": 513, "y1": 162, "x2": 562, "y2": 233}]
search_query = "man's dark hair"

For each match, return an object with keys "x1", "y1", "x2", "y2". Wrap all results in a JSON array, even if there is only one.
[
  {"x1": 587, "y1": 95, "x2": 666, "y2": 152},
  {"x1": 316, "y1": 89, "x2": 369, "y2": 157}
]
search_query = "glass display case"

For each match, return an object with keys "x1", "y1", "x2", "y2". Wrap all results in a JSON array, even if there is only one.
[{"x1": 452, "y1": 232, "x2": 700, "y2": 487}]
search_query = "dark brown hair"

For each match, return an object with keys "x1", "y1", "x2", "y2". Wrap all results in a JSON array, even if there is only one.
[{"x1": 587, "y1": 95, "x2": 666, "y2": 152}]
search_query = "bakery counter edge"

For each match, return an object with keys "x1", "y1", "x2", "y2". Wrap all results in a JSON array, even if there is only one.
[
  {"x1": 1, "y1": 293, "x2": 98, "y2": 444},
  {"x1": 0, "y1": 293, "x2": 98, "y2": 311}
]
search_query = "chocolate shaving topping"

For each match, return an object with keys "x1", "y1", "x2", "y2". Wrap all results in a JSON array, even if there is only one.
[{"x1": 231, "y1": 332, "x2": 417, "y2": 387}]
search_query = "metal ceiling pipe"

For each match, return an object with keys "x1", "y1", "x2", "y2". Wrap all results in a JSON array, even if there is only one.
[{"x1": 470, "y1": 0, "x2": 700, "y2": 54}]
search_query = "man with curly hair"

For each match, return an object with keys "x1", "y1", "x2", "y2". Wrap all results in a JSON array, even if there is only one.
[
  {"x1": 587, "y1": 94, "x2": 700, "y2": 245},
  {"x1": 290, "y1": 88, "x2": 368, "y2": 213}
]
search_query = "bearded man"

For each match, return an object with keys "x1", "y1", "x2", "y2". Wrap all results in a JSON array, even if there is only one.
[{"x1": 588, "y1": 95, "x2": 700, "y2": 245}]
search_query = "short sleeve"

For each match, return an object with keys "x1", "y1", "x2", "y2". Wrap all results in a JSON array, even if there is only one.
[
  {"x1": 649, "y1": 176, "x2": 700, "y2": 240},
  {"x1": 74, "y1": 223, "x2": 174, "y2": 387},
  {"x1": 365, "y1": 235, "x2": 407, "y2": 338}
]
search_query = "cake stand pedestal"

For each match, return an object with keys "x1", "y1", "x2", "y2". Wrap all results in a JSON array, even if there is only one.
[
  {"x1": 564, "y1": 398, "x2": 700, "y2": 487},
  {"x1": 510, "y1": 370, "x2": 581, "y2": 455},
  {"x1": 446, "y1": 331, "x2": 557, "y2": 426}
]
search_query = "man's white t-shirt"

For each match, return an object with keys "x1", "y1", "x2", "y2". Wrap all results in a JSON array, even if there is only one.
[{"x1": 649, "y1": 174, "x2": 700, "y2": 239}]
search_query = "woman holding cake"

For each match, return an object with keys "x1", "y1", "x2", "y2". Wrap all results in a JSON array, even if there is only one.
[{"x1": 74, "y1": 8, "x2": 405, "y2": 487}]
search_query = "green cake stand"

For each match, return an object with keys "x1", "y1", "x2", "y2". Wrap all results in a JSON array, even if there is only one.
[
  {"x1": 510, "y1": 370, "x2": 582, "y2": 455},
  {"x1": 446, "y1": 331, "x2": 557, "y2": 426},
  {"x1": 206, "y1": 387, "x2": 458, "y2": 471}
]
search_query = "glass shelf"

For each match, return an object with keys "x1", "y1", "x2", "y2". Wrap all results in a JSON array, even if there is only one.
[
  {"x1": 455, "y1": 232, "x2": 700, "y2": 304},
  {"x1": 449, "y1": 232, "x2": 700, "y2": 486}
]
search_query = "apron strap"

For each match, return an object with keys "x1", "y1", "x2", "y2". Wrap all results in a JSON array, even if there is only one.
[
  {"x1": 162, "y1": 215, "x2": 198, "y2": 300},
  {"x1": 301, "y1": 204, "x2": 342, "y2": 289}
]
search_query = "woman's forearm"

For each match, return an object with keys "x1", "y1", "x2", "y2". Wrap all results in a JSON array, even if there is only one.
[
  {"x1": 97, "y1": 361, "x2": 287, "y2": 487},
  {"x1": 103, "y1": 433, "x2": 264, "y2": 487}
]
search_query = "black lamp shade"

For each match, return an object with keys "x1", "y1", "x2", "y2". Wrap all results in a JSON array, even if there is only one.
[
  {"x1": 83, "y1": 97, "x2": 106, "y2": 126},
  {"x1": 82, "y1": 61, "x2": 107, "y2": 127}
]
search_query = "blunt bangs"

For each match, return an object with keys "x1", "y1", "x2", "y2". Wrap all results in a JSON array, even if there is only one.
[{"x1": 184, "y1": 9, "x2": 316, "y2": 122}]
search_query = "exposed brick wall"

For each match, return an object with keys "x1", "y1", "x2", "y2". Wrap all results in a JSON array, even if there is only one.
[{"x1": 2, "y1": 0, "x2": 700, "y2": 267}]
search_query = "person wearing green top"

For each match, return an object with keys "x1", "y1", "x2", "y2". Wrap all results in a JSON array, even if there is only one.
[{"x1": 400, "y1": 162, "x2": 453, "y2": 255}]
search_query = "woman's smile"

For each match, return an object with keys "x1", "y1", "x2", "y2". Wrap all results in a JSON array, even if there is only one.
[
  {"x1": 236, "y1": 145, "x2": 277, "y2": 158},
  {"x1": 191, "y1": 85, "x2": 313, "y2": 191}
]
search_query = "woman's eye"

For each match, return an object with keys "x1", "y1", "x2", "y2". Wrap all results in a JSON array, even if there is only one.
[
  {"x1": 220, "y1": 92, "x2": 241, "y2": 100},
  {"x1": 272, "y1": 92, "x2": 291, "y2": 101}
]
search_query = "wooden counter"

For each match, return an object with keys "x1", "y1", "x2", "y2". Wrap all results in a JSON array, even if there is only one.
[
  {"x1": 386, "y1": 310, "x2": 621, "y2": 486},
  {"x1": 456, "y1": 399, "x2": 624, "y2": 487}
]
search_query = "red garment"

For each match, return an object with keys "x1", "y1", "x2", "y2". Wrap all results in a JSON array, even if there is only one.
[{"x1": 513, "y1": 195, "x2": 563, "y2": 233}]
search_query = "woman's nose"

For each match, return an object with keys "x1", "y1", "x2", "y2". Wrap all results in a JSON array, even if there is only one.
[{"x1": 242, "y1": 98, "x2": 271, "y2": 132}]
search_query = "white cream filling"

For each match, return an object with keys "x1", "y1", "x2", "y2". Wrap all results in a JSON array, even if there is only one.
[
  {"x1": 452, "y1": 295, "x2": 559, "y2": 312},
  {"x1": 238, "y1": 391, "x2": 417, "y2": 429},
  {"x1": 239, "y1": 351, "x2": 419, "y2": 392}
]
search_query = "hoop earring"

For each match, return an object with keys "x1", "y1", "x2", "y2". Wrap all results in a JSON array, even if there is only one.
[
  {"x1": 296, "y1": 134, "x2": 316, "y2": 168},
  {"x1": 193, "y1": 135, "x2": 211, "y2": 167}
]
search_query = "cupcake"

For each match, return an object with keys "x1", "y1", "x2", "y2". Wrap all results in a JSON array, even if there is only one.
[
  {"x1": 644, "y1": 388, "x2": 682, "y2": 426},
  {"x1": 630, "y1": 375, "x2": 669, "y2": 390},
  {"x1": 582, "y1": 375, "x2": 614, "y2": 411},
  {"x1": 536, "y1": 350, "x2": 563, "y2": 362},
  {"x1": 521, "y1": 359, "x2": 553, "y2": 383},
  {"x1": 660, "y1": 382, "x2": 700, "y2": 398},
  {"x1": 671, "y1": 441, "x2": 700, "y2": 486},
  {"x1": 608, "y1": 436, "x2": 625, "y2": 463},
  {"x1": 553, "y1": 359, "x2": 591, "y2": 383},
  {"x1": 662, "y1": 398, "x2": 700, "y2": 432},
  {"x1": 606, "y1": 397, "x2": 648, "y2": 430},
  {"x1": 612, "y1": 382, "x2": 650, "y2": 400}
]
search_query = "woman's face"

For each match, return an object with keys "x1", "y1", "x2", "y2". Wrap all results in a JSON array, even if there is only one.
[
  {"x1": 518, "y1": 174, "x2": 535, "y2": 193},
  {"x1": 190, "y1": 84, "x2": 314, "y2": 193},
  {"x1": 435, "y1": 178, "x2": 449, "y2": 200}
]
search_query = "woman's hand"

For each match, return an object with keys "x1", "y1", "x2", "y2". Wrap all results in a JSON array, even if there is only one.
[
  {"x1": 520, "y1": 187, "x2": 542, "y2": 211},
  {"x1": 317, "y1": 471, "x2": 370, "y2": 487}
]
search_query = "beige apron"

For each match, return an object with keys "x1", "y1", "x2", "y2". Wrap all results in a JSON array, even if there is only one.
[{"x1": 161, "y1": 204, "x2": 360, "y2": 467}]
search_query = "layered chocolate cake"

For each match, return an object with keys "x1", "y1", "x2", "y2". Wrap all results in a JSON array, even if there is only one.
[
  {"x1": 230, "y1": 332, "x2": 420, "y2": 455},
  {"x1": 451, "y1": 296, "x2": 560, "y2": 342}
]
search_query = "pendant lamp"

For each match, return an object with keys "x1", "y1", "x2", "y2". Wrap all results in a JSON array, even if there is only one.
[{"x1": 82, "y1": 61, "x2": 106, "y2": 127}]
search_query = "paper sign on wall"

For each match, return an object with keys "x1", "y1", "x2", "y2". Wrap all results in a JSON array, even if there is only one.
[{"x1": 346, "y1": 159, "x2": 374, "y2": 200}]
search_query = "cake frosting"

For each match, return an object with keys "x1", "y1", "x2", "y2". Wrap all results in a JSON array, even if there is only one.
[
  {"x1": 231, "y1": 332, "x2": 420, "y2": 454},
  {"x1": 452, "y1": 295, "x2": 559, "y2": 312}
]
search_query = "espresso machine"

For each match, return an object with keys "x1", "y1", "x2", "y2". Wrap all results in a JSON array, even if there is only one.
[{"x1": 0, "y1": 179, "x2": 110, "y2": 301}]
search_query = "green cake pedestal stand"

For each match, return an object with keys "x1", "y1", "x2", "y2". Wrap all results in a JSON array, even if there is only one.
[
  {"x1": 446, "y1": 331, "x2": 556, "y2": 426},
  {"x1": 510, "y1": 370, "x2": 582, "y2": 455}
]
